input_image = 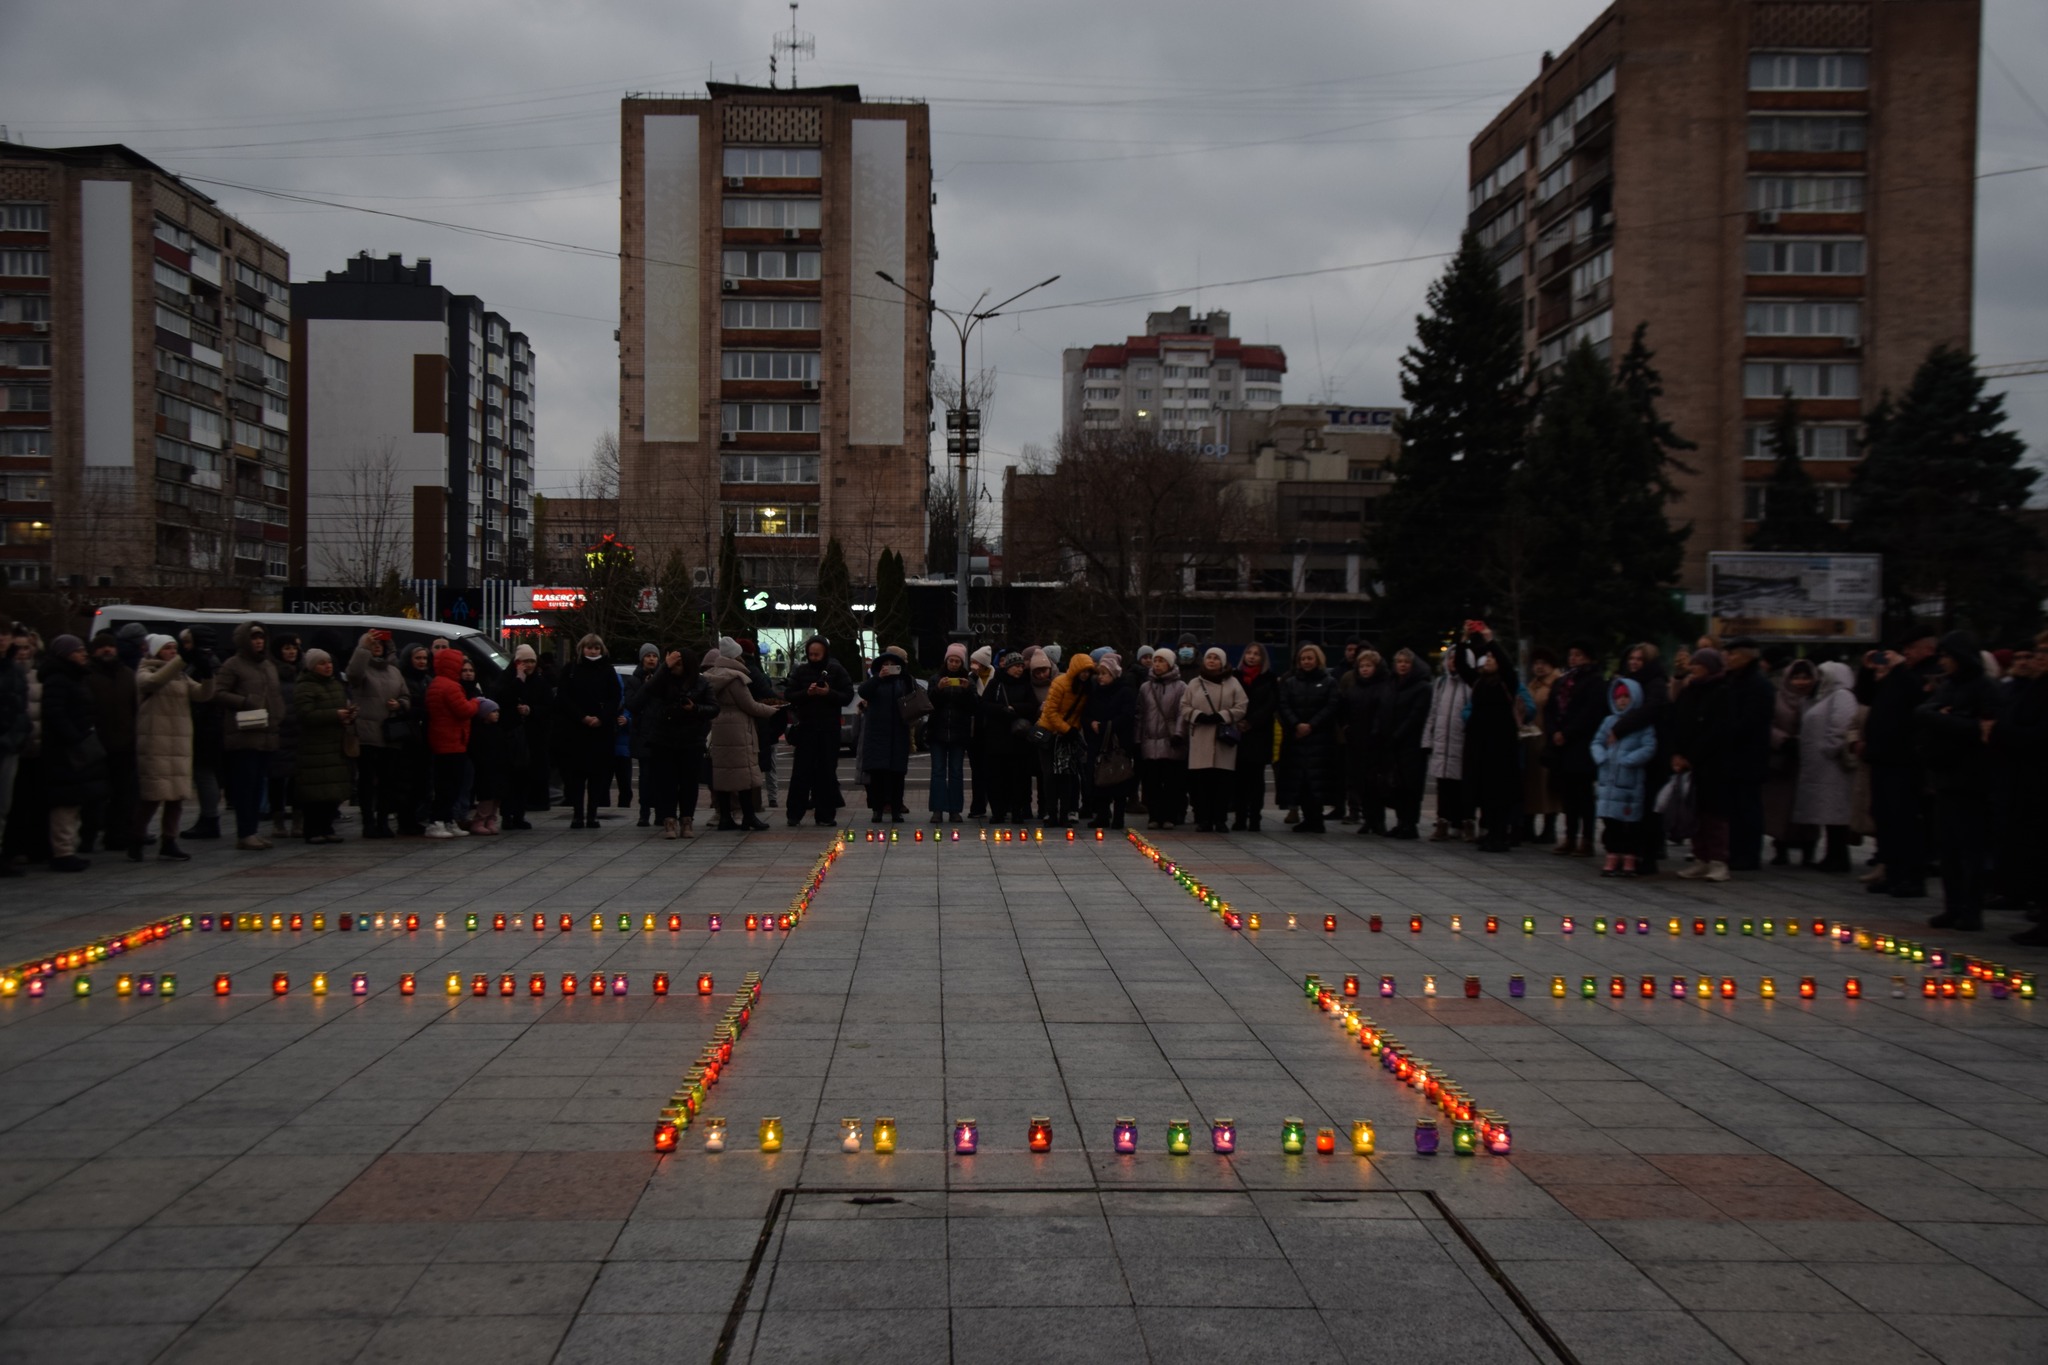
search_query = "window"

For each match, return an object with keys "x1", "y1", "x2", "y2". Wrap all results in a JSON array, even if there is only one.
[
  {"x1": 1347, "y1": 463, "x2": 1389, "y2": 482},
  {"x1": 1083, "y1": 366, "x2": 1120, "y2": 380},
  {"x1": 5, "y1": 564, "x2": 48, "y2": 587},
  {"x1": 0, "y1": 341, "x2": 50, "y2": 369},
  {"x1": 1184, "y1": 387, "x2": 1210, "y2": 400},
  {"x1": 1745, "y1": 483, "x2": 1856, "y2": 521},
  {"x1": 722, "y1": 350, "x2": 820, "y2": 381},
  {"x1": 723, "y1": 147, "x2": 821, "y2": 178},
  {"x1": 1744, "y1": 361, "x2": 1860, "y2": 400},
  {"x1": 155, "y1": 220, "x2": 192, "y2": 251},
  {"x1": 1746, "y1": 238, "x2": 1864, "y2": 275},
  {"x1": 720, "y1": 402, "x2": 819, "y2": 434},
  {"x1": 721, "y1": 249, "x2": 821, "y2": 281},
  {"x1": 2, "y1": 475, "x2": 49, "y2": 501},
  {"x1": 1572, "y1": 308, "x2": 1614, "y2": 355},
  {"x1": 724, "y1": 502, "x2": 818, "y2": 536},
  {"x1": 1215, "y1": 368, "x2": 1233, "y2": 381},
  {"x1": 1135, "y1": 366, "x2": 1155, "y2": 379},
  {"x1": 2, "y1": 251, "x2": 49, "y2": 277},
  {"x1": 154, "y1": 261, "x2": 190, "y2": 294},
  {"x1": 1136, "y1": 388, "x2": 1154, "y2": 401},
  {"x1": 1162, "y1": 366, "x2": 1184, "y2": 379},
  {"x1": 0, "y1": 204, "x2": 47, "y2": 232},
  {"x1": 1477, "y1": 200, "x2": 1524, "y2": 251},
  {"x1": 1744, "y1": 424, "x2": 1856, "y2": 460},
  {"x1": 1244, "y1": 368, "x2": 1283, "y2": 383},
  {"x1": 1469, "y1": 146, "x2": 1527, "y2": 211},
  {"x1": 0, "y1": 296, "x2": 50, "y2": 323},
  {"x1": 1745, "y1": 300, "x2": 1862, "y2": 337},
  {"x1": 1748, "y1": 115, "x2": 1867, "y2": 153},
  {"x1": 5, "y1": 384, "x2": 50, "y2": 411},
  {"x1": 1536, "y1": 160, "x2": 1573, "y2": 204},
  {"x1": 1571, "y1": 67, "x2": 1616, "y2": 124},
  {"x1": 722, "y1": 198, "x2": 821, "y2": 229},
  {"x1": 723, "y1": 299, "x2": 820, "y2": 329},
  {"x1": 1749, "y1": 52, "x2": 1869, "y2": 91},
  {"x1": 721, "y1": 453, "x2": 819, "y2": 484},
  {"x1": 1082, "y1": 387, "x2": 1120, "y2": 401},
  {"x1": 1750, "y1": 176, "x2": 1864, "y2": 213},
  {"x1": 1246, "y1": 387, "x2": 1282, "y2": 403},
  {"x1": 265, "y1": 546, "x2": 288, "y2": 580},
  {"x1": 233, "y1": 262, "x2": 289, "y2": 305},
  {"x1": 1572, "y1": 247, "x2": 1612, "y2": 299},
  {"x1": 0, "y1": 431, "x2": 51, "y2": 456},
  {"x1": 158, "y1": 349, "x2": 222, "y2": 391},
  {"x1": 0, "y1": 520, "x2": 52, "y2": 547}
]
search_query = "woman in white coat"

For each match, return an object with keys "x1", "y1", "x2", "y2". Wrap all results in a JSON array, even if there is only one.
[
  {"x1": 1791, "y1": 660, "x2": 1858, "y2": 872},
  {"x1": 1421, "y1": 648, "x2": 1472, "y2": 841},
  {"x1": 1180, "y1": 648, "x2": 1247, "y2": 834}
]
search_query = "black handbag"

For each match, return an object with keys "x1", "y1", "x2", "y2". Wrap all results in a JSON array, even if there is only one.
[
  {"x1": 1094, "y1": 736, "x2": 1135, "y2": 787},
  {"x1": 1217, "y1": 722, "x2": 1242, "y2": 747},
  {"x1": 382, "y1": 714, "x2": 418, "y2": 745}
]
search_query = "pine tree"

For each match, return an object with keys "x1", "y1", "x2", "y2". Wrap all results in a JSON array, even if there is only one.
[
  {"x1": 815, "y1": 538, "x2": 861, "y2": 674},
  {"x1": 1851, "y1": 345, "x2": 2041, "y2": 636},
  {"x1": 1370, "y1": 229, "x2": 1528, "y2": 653},
  {"x1": 1748, "y1": 396, "x2": 1839, "y2": 553},
  {"x1": 648, "y1": 550, "x2": 703, "y2": 652},
  {"x1": 874, "y1": 548, "x2": 912, "y2": 658},
  {"x1": 714, "y1": 521, "x2": 749, "y2": 640},
  {"x1": 1510, "y1": 341, "x2": 1690, "y2": 653}
]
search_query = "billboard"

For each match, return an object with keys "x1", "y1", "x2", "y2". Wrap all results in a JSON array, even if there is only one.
[{"x1": 1707, "y1": 552, "x2": 1882, "y2": 642}]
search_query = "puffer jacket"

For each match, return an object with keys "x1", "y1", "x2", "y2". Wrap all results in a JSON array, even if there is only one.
[
  {"x1": 1591, "y1": 678, "x2": 1657, "y2": 821},
  {"x1": 1792, "y1": 661, "x2": 1857, "y2": 827},
  {"x1": 1136, "y1": 671, "x2": 1187, "y2": 760},
  {"x1": 926, "y1": 666, "x2": 978, "y2": 748},
  {"x1": 703, "y1": 652, "x2": 779, "y2": 792},
  {"x1": 648, "y1": 665, "x2": 720, "y2": 756},
  {"x1": 1422, "y1": 665, "x2": 1470, "y2": 780},
  {"x1": 136, "y1": 653, "x2": 213, "y2": 802},
  {"x1": 1278, "y1": 666, "x2": 1342, "y2": 805},
  {"x1": 293, "y1": 667, "x2": 355, "y2": 804},
  {"x1": 346, "y1": 632, "x2": 407, "y2": 749},
  {"x1": 856, "y1": 665, "x2": 917, "y2": 774},
  {"x1": 782, "y1": 649, "x2": 854, "y2": 742},
  {"x1": 85, "y1": 656, "x2": 138, "y2": 756},
  {"x1": 426, "y1": 648, "x2": 480, "y2": 755},
  {"x1": 1036, "y1": 654, "x2": 1096, "y2": 734},
  {"x1": 214, "y1": 623, "x2": 284, "y2": 752}
]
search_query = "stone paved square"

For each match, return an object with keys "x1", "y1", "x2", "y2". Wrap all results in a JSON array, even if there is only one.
[{"x1": 2, "y1": 813, "x2": 2045, "y2": 1363}]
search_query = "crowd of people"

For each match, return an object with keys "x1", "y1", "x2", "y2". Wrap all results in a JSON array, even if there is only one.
[{"x1": 2, "y1": 616, "x2": 2042, "y2": 941}]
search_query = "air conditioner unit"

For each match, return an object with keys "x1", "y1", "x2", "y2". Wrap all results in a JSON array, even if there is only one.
[
  {"x1": 721, "y1": 278, "x2": 738, "y2": 292},
  {"x1": 782, "y1": 227, "x2": 801, "y2": 241},
  {"x1": 726, "y1": 176, "x2": 745, "y2": 189},
  {"x1": 802, "y1": 378, "x2": 820, "y2": 391},
  {"x1": 30, "y1": 321, "x2": 49, "y2": 333},
  {"x1": 1757, "y1": 209, "x2": 1781, "y2": 226},
  {"x1": 690, "y1": 567, "x2": 714, "y2": 588},
  {"x1": 1597, "y1": 211, "x2": 1614, "y2": 228},
  {"x1": 1843, "y1": 334, "x2": 1862, "y2": 350}
]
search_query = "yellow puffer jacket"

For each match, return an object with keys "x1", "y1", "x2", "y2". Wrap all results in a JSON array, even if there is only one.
[{"x1": 1036, "y1": 654, "x2": 1097, "y2": 734}]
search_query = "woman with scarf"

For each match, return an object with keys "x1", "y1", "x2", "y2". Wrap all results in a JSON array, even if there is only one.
[
  {"x1": 1181, "y1": 647, "x2": 1248, "y2": 833},
  {"x1": 1136, "y1": 649, "x2": 1188, "y2": 830},
  {"x1": 1081, "y1": 654, "x2": 1137, "y2": 830}
]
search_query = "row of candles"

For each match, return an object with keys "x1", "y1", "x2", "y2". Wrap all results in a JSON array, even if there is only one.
[
  {"x1": 1, "y1": 914, "x2": 185, "y2": 996},
  {"x1": 25, "y1": 969, "x2": 729, "y2": 1000},
  {"x1": 1121, "y1": 832, "x2": 1510, "y2": 1156},
  {"x1": 855, "y1": 827, "x2": 1111, "y2": 844},
  {"x1": 653, "y1": 838, "x2": 844, "y2": 1153},
  {"x1": 721, "y1": 1116, "x2": 1420, "y2": 1156},
  {"x1": 182, "y1": 909, "x2": 783, "y2": 935},
  {"x1": 1351, "y1": 969, "x2": 2033, "y2": 1001}
]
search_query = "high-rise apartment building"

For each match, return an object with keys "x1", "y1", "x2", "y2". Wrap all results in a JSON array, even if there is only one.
[
  {"x1": 1468, "y1": 0, "x2": 1977, "y2": 586},
  {"x1": 289, "y1": 253, "x2": 534, "y2": 590},
  {"x1": 1061, "y1": 307, "x2": 1287, "y2": 442},
  {"x1": 618, "y1": 83, "x2": 932, "y2": 601},
  {"x1": 0, "y1": 142, "x2": 292, "y2": 598}
]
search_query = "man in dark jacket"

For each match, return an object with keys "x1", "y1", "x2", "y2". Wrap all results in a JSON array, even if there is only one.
[
  {"x1": 1860, "y1": 630, "x2": 1938, "y2": 897},
  {"x1": 781, "y1": 636, "x2": 853, "y2": 826},
  {"x1": 1918, "y1": 631, "x2": 2004, "y2": 931},
  {"x1": 82, "y1": 631, "x2": 139, "y2": 854},
  {"x1": 1378, "y1": 649, "x2": 1433, "y2": 839},
  {"x1": 42, "y1": 635, "x2": 107, "y2": 872},
  {"x1": 1721, "y1": 637, "x2": 1777, "y2": 871},
  {"x1": 1543, "y1": 643, "x2": 1607, "y2": 856}
]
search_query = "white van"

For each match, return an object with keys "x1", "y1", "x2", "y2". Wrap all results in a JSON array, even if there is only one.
[{"x1": 89, "y1": 605, "x2": 510, "y2": 680}]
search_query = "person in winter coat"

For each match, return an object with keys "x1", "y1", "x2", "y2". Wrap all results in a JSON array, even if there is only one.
[
  {"x1": 1790, "y1": 660, "x2": 1857, "y2": 872},
  {"x1": 1542, "y1": 644, "x2": 1606, "y2": 856},
  {"x1": 491, "y1": 646, "x2": 547, "y2": 831},
  {"x1": 782, "y1": 636, "x2": 853, "y2": 826},
  {"x1": 1455, "y1": 632, "x2": 1523, "y2": 853},
  {"x1": 1277, "y1": 644, "x2": 1341, "y2": 833},
  {"x1": 1918, "y1": 631, "x2": 2004, "y2": 930},
  {"x1": 394, "y1": 643, "x2": 435, "y2": 831},
  {"x1": 704, "y1": 645, "x2": 785, "y2": 829},
  {"x1": 1765, "y1": 660, "x2": 1814, "y2": 863},
  {"x1": 1380, "y1": 648, "x2": 1432, "y2": 839},
  {"x1": 1608, "y1": 643, "x2": 1673, "y2": 875},
  {"x1": 856, "y1": 648, "x2": 917, "y2": 823},
  {"x1": 1859, "y1": 630, "x2": 1939, "y2": 898},
  {"x1": 1136, "y1": 649, "x2": 1188, "y2": 829},
  {"x1": 555, "y1": 635, "x2": 624, "y2": 829},
  {"x1": 979, "y1": 653, "x2": 1039, "y2": 824},
  {"x1": 265, "y1": 635, "x2": 303, "y2": 839},
  {"x1": 422, "y1": 646, "x2": 479, "y2": 839},
  {"x1": 1721, "y1": 638, "x2": 1777, "y2": 872},
  {"x1": 1521, "y1": 649, "x2": 1561, "y2": 845},
  {"x1": 1422, "y1": 648, "x2": 1473, "y2": 841},
  {"x1": 926, "y1": 644, "x2": 978, "y2": 822},
  {"x1": 1591, "y1": 677, "x2": 1657, "y2": 877},
  {"x1": 458, "y1": 658, "x2": 504, "y2": 835},
  {"x1": 132, "y1": 634, "x2": 212, "y2": 862},
  {"x1": 1034, "y1": 652, "x2": 1096, "y2": 827},
  {"x1": 346, "y1": 631, "x2": 411, "y2": 838},
  {"x1": 1024, "y1": 648, "x2": 1058, "y2": 820},
  {"x1": 1337, "y1": 650, "x2": 1393, "y2": 835},
  {"x1": 625, "y1": 643, "x2": 663, "y2": 827},
  {"x1": 1080, "y1": 655, "x2": 1137, "y2": 829},
  {"x1": 1182, "y1": 647, "x2": 1248, "y2": 833},
  {"x1": 967, "y1": 645, "x2": 996, "y2": 819},
  {"x1": 81, "y1": 631, "x2": 138, "y2": 855},
  {"x1": 1671, "y1": 648, "x2": 1735, "y2": 881},
  {"x1": 41, "y1": 635, "x2": 107, "y2": 872},
  {"x1": 214, "y1": 622, "x2": 284, "y2": 851},
  {"x1": 1231, "y1": 643, "x2": 1279, "y2": 831},
  {"x1": 291, "y1": 649, "x2": 356, "y2": 844},
  {"x1": 646, "y1": 649, "x2": 720, "y2": 838}
]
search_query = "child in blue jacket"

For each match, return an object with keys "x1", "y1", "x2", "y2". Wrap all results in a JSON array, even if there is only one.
[{"x1": 1591, "y1": 677, "x2": 1657, "y2": 878}]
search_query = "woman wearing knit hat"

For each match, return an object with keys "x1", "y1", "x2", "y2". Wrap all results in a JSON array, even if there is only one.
[
  {"x1": 293, "y1": 649, "x2": 356, "y2": 843},
  {"x1": 966, "y1": 645, "x2": 995, "y2": 819},
  {"x1": 493, "y1": 644, "x2": 549, "y2": 831},
  {"x1": 133, "y1": 634, "x2": 212, "y2": 862},
  {"x1": 1136, "y1": 648, "x2": 1188, "y2": 829},
  {"x1": 979, "y1": 652, "x2": 1038, "y2": 823},
  {"x1": 1081, "y1": 653, "x2": 1136, "y2": 829},
  {"x1": 1182, "y1": 647, "x2": 1248, "y2": 833},
  {"x1": 927, "y1": 644, "x2": 978, "y2": 822}
]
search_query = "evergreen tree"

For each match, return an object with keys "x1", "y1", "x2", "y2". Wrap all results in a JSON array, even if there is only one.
[
  {"x1": 1371, "y1": 229, "x2": 1528, "y2": 652},
  {"x1": 815, "y1": 537, "x2": 861, "y2": 674},
  {"x1": 1749, "y1": 396, "x2": 1839, "y2": 553},
  {"x1": 714, "y1": 521, "x2": 749, "y2": 640},
  {"x1": 1510, "y1": 341, "x2": 1690, "y2": 653},
  {"x1": 874, "y1": 548, "x2": 912, "y2": 658},
  {"x1": 648, "y1": 550, "x2": 704, "y2": 652},
  {"x1": 1851, "y1": 345, "x2": 2041, "y2": 636}
]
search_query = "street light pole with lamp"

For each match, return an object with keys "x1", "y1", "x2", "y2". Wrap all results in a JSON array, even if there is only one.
[{"x1": 874, "y1": 269, "x2": 1059, "y2": 637}]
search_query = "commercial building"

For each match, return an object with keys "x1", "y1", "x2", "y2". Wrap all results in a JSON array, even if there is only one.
[
  {"x1": 0, "y1": 141, "x2": 291, "y2": 600},
  {"x1": 290, "y1": 253, "x2": 534, "y2": 590},
  {"x1": 533, "y1": 495, "x2": 618, "y2": 581},
  {"x1": 616, "y1": 83, "x2": 933, "y2": 606},
  {"x1": 1060, "y1": 306, "x2": 1287, "y2": 442},
  {"x1": 1468, "y1": 0, "x2": 1978, "y2": 589}
]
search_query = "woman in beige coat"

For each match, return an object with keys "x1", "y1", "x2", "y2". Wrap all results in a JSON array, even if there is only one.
[
  {"x1": 135, "y1": 634, "x2": 213, "y2": 862},
  {"x1": 700, "y1": 646, "x2": 784, "y2": 831},
  {"x1": 1181, "y1": 647, "x2": 1249, "y2": 833}
]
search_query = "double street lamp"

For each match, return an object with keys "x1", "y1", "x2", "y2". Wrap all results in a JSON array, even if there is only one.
[{"x1": 875, "y1": 269, "x2": 1059, "y2": 636}]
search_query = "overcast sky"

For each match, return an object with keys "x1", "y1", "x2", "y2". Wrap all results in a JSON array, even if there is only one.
[{"x1": 7, "y1": 0, "x2": 2044, "y2": 529}]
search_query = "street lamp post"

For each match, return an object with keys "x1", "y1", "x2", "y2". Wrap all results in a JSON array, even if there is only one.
[{"x1": 875, "y1": 270, "x2": 1059, "y2": 637}]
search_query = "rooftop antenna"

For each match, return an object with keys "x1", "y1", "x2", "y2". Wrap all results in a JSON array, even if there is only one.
[{"x1": 773, "y1": 3, "x2": 815, "y2": 89}]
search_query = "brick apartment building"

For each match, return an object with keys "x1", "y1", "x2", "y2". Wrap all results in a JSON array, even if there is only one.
[
  {"x1": 0, "y1": 142, "x2": 291, "y2": 601},
  {"x1": 616, "y1": 83, "x2": 933, "y2": 601},
  {"x1": 1467, "y1": 0, "x2": 1978, "y2": 589},
  {"x1": 1060, "y1": 306, "x2": 1287, "y2": 442}
]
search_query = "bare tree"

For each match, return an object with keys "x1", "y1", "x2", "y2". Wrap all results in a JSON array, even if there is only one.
[
  {"x1": 317, "y1": 439, "x2": 409, "y2": 593},
  {"x1": 580, "y1": 430, "x2": 621, "y2": 503}
]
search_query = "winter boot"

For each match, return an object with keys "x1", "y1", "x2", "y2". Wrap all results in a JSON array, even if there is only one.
[
  {"x1": 739, "y1": 791, "x2": 771, "y2": 832},
  {"x1": 182, "y1": 816, "x2": 222, "y2": 840}
]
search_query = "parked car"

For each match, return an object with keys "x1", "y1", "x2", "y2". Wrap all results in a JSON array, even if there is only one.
[{"x1": 90, "y1": 606, "x2": 509, "y2": 681}]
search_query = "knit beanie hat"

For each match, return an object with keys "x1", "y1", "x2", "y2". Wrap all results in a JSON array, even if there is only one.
[
  {"x1": 514, "y1": 644, "x2": 537, "y2": 663},
  {"x1": 1000, "y1": 651, "x2": 1025, "y2": 670},
  {"x1": 1690, "y1": 647, "x2": 1725, "y2": 677},
  {"x1": 946, "y1": 642, "x2": 968, "y2": 666},
  {"x1": 50, "y1": 634, "x2": 83, "y2": 657},
  {"x1": 639, "y1": 642, "x2": 660, "y2": 661},
  {"x1": 144, "y1": 634, "x2": 177, "y2": 658},
  {"x1": 970, "y1": 645, "x2": 993, "y2": 668},
  {"x1": 1098, "y1": 656, "x2": 1122, "y2": 680},
  {"x1": 718, "y1": 636, "x2": 743, "y2": 659},
  {"x1": 1090, "y1": 646, "x2": 1113, "y2": 664},
  {"x1": 303, "y1": 648, "x2": 333, "y2": 668},
  {"x1": 1044, "y1": 644, "x2": 1063, "y2": 667}
]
